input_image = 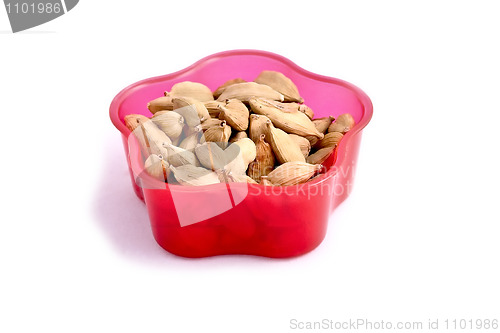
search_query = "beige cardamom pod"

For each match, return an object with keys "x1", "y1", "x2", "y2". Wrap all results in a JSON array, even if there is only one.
[
  {"x1": 213, "y1": 78, "x2": 246, "y2": 99},
  {"x1": 147, "y1": 96, "x2": 174, "y2": 114},
  {"x1": 194, "y1": 142, "x2": 227, "y2": 171},
  {"x1": 172, "y1": 96, "x2": 211, "y2": 127},
  {"x1": 144, "y1": 154, "x2": 170, "y2": 181},
  {"x1": 298, "y1": 104, "x2": 314, "y2": 119},
  {"x1": 218, "y1": 99, "x2": 249, "y2": 131},
  {"x1": 163, "y1": 143, "x2": 199, "y2": 167},
  {"x1": 265, "y1": 120, "x2": 305, "y2": 164},
  {"x1": 166, "y1": 81, "x2": 214, "y2": 102},
  {"x1": 216, "y1": 82, "x2": 284, "y2": 102},
  {"x1": 151, "y1": 111, "x2": 184, "y2": 139},
  {"x1": 204, "y1": 100, "x2": 227, "y2": 118},
  {"x1": 201, "y1": 120, "x2": 232, "y2": 149},
  {"x1": 229, "y1": 131, "x2": 248, "y2": 143},
  {"x1": 223, "y1": 139, "x2": 256, "y2": 175},
  {"x1": 254, "y1": 70, "x2": 304, "y2": 103},
  {"x1": 179, "y1": 131, "x2": 202, "y2": 151},
  {"x1": 328, "y1": 113, "x2": 355, "y2": 134},
  {"x1": 129, "y1": 119, "x2": 171, "y2": 158},
  {"x1": 248, "y1": 134, "x2": 275, "y2": 183},
  {"x1": 169, "y1": 165, "x2": 220, "y2": 186},
  {"x1": 289, "y1": 134, "x2": 311, "y2": 158},
  {"x1": 306, "y1": 146, "x2": 335, "y2": 165},
  {"x1": 266, "y1": 162, "x2": 323, "y2": 186},
  {"x1": 315, "y1": 132, "x2": 344, "y2": 149},
  {"x1": 200, "y1": 118, "x2": 223, "y2": 131},
  {"x1": 314, "y1": 116, "x2": 335, "y2": 134},
  {"x1": 249, "y1": 114, "x2": 271, "y2": 142},
  {"x1": 249, "y1": 98, "x2": 324, "y2": 139}
]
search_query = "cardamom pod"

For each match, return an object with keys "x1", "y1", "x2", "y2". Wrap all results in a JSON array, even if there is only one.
[
  {"x1": 204, "y1": 100, "x2": 227, "y2": 118},
  {"x1": 163, "y1": 143, "x2": 199, "y2": 167},
  {"x1": 328, "y1": 113, "x2": 355, "y2": 134},
  {"x1": 213, "y1": 78, "x2": 246, "y2": 99},
  {"x1": 289, "y1": 134, "x2": 311, "y2": 158},
  {"x1": 200, "y1": 118, "x2": 223, "y2": 131},
  {"x1": 151, "y1": 111, "x2": 184, "y2": 139},
  {"x1": 218, "y1": 99, "x2": 249, "y2": 131},
  {"x1": 313, "y1": 116, "x2": 335, "y2": 134},
  {"x1": 306, "y1": 146, "x2": 335, "y2": 165},
  {"x1": 169, "y1": 165, "x2": 220, "y2": 186},
  {"x1": 254, "y1": 70, "x2": 303, "y2": 103},
  {"x1": 144, "y1": 154, "x2": 169, "y2": 181},
  {"x1": 249, "y1": 114, "x2": 271, "y2": 143},
  {"x1": 202, "y1": 120, "x2": 232, "y2": 149},
  {"x1": 172, "y1": 96, "x2": 211, "y2": 126},
  {"x1": 124, "y1": 114, "x2": 149, "y2": 132},
  {"x1": 223, "y1": 143, "x2": 248, "y2": 175},
  {"x1": 131, "y1": 120, "x2": 171, "y2": 158},
  {"x1": 233, "y1": 138, "x2": 257, "y2": 166},
  {"x1": 266, "y1": 162, "x2": 322, "y2": 186},
  {"x1": 179, "y1": 131, "x2": 202, "y2": 151},
  {"x1": 194, "y1": 142, "x2": 227, "y2": 171},
  {"x1": 265, "y1": 120, "x2": 305, "y2": 164},
  {"x1": 166, "y1": 81, "x2": 214, "y2": 102},
  {"x1": 147, "y1": 96, "x2": 174, "y2": 114},
  {"x1": 229, "y1": 131, "x2": 248, "y2": 143},
  {"x1": 216, "y1": 82, "x2": 284, "y2": 102},
  {"x1": 249, "y1": 98, "x2": 323, "y2": 139},
  {"x1": 248, "y1": 134, "x2": 275, "y2": 182},
  {"x1": 316, "y1": 132, "x2": 343, "y2": 149}
]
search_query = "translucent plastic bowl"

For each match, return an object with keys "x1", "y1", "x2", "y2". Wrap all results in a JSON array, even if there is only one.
[{"x1": 109, "y1": 50, "x2": 373, "y2": 258}]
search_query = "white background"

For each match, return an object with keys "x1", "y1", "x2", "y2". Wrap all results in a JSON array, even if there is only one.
[{"x1": 1, "y1": 1, "x2": 499, "y2": 332}]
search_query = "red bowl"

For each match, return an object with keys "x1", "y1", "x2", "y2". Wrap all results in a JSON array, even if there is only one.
[{"x1": 109, "y1": 50, "x2": 373, "y2": 258}]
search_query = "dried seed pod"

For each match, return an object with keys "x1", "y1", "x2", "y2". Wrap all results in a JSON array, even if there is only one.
[
  {"x1": 200, "y1": 118, "x2": 223, "y2": 131},
  {"x1": 223, "y1": 143, "x2": 248, "y2": 175},
  {"x1": 163, "y1": 143, "x2": 199, "y2": 167},
  {"x1": 249, "y1": 114, "x2": 271, "y2": 142},
  {"x1": 265, "y1": 120, "x2": 305, "y2": 163},
  {"x1": 173, "y1": 96, "x2": 211, "y2": 126},
  {"x1": 130, "y1": 120, "x2": 171, "y2": 158},
  {"x1": 147, "y1": 96, "x2": 174, "y2": 114},
  {"x1": 316, "y1": 132, "x2": 344, "y2": 149},
  {"x1": 179, "y1": 131, "x2": 202, "y2": 151},
  {"x1": 249, "y1": 98, "x2": 323, "y2": 139},
  {"x1": 194, "y1": 142, "x2": 227, "y2": 171},
  {"x1": 166, "y1": 81, "x2": 214, "y2": 102},
  {"x1": 213, "y1": 78, "x2": 246, "y2": 99},
  {"x1": 202, "y1": 120, "x2": 232, "y2": 149},
  {"x1": 328, "y1": 113, "x2": 355, "y2": 134},
  {"x1": 313, "y1": 116, "x2": 335, "y2": 134},
  {"x1": 266, "y1": 162, "x2": 322, "y2": 186},
  {"x1": 248, "y1": 134, "x2": 275, "y2": 182},
  {"x1": 289, "y1": 134, "x2": 311, "y2": 158},
  {"x1": 144, "y1": 154, "x2": 169, "y2": 181},
  {"x1": 233, "y1": 138, "x2": 257, "y2": 166},
  {"x1": 218, "y1": 99, "x2": 249, "y2": 131},
  {"x1": 204, "y1": 100, "x2": 227, "y2": 118},
  {"x1": 124, "y1": 114, "x2": 149, "y2": 132},
  {"x1": 254, "y1": 70, "x2": 303, "y2": 103},
  {"x1": 306, "y1": 146, "x2": 335, "y2": 165},
  {"x1": 169, "y1": 165, "x2": 220, "y2": 186},
  {"x1": 217, "y1": 82, "x2": 284, "y2": 102},
  {"x1": 229, "y1": 131, "x2": 248, "y2": 143},
  {"x1": 151, "y1": 111, "x2": 184, "y2": 139}
]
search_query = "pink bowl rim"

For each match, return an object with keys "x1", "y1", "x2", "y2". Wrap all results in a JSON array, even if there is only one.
[{"x1": 109, "y1": 49, "x2": 373, "y2": 192}]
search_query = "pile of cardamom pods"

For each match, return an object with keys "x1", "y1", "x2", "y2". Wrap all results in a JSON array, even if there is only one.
[{"x1": 124, "y1": 71, "x2": 355, "y2": 186}]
